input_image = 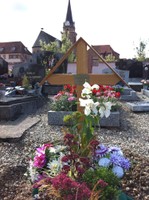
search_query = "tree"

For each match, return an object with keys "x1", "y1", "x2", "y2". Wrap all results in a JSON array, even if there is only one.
[
  {"x1": 40, "y1": 32, "x2": 75, "y2": 62},
  {"x1": 134, "y1": 40, "x2": 147, "y2": 61}
]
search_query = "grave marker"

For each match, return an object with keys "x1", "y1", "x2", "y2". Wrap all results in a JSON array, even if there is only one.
[{"x1": 40, "y1": 37, "x2": 129, "y2": 111}]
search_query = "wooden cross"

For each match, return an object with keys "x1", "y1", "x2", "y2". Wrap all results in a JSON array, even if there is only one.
[{"x1": 39, "y1": 37, "x2": 128, "y2": 111}]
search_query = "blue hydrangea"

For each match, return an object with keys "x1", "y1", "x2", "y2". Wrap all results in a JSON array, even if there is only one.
[
  {"x1": 112, "y1": 166, "x2": 124, "y2": 178},
  {"x1": 98, "y1": 157, "x2": 111, "y2": 167}
]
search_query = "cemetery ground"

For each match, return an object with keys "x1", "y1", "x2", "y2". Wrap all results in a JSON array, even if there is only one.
[{"x1": 0, "y1": 93, "x2": 149, "y2": 200}]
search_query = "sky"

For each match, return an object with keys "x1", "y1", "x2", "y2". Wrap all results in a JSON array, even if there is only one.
[{"x1": 0, "y1": 0, "x2": 149, "y2": 59}]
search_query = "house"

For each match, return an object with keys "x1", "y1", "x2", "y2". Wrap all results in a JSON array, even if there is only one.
[
  {"x1": 88, "y1": 45, "x2": 120, "y2": 73},
  {"x1": 0, "y1": 41, "x2": 32, "y2": 70}
]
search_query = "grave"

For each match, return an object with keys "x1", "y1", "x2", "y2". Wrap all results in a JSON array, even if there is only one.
[
  {"x1": 120, "y1": 87, "x2": 139, "y2": 101},
  {"x1": 0, "y1": 95, "x2": 44, "y2": 120},
  {"x1": 40, "y1": 38, "x2": 128, "y2": 128},
  {"x1": 126, "y1": 101, "x2": 149, "y2": 112}
]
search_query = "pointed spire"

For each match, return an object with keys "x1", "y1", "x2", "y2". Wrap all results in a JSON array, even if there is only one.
[{"x1": 65, "y1": 0, "x2": 74, "y2": 26}]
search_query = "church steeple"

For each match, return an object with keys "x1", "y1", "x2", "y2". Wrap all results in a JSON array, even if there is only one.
[
  {"x1": 62, "y1": 0, "x2": 77, "y2": 44},
  {"x1": 65, "y1": 0, "x2": 74, "y2": 27}
]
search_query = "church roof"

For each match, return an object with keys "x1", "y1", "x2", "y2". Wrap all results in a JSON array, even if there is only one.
[
  {"x1": 65, "y1": 0, "x2": 74, "y2": 26},
  {"x1": 32, "y1": 30, "x2": 61, "y2": 48}
]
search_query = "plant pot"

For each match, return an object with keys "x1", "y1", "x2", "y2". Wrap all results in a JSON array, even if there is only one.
[
  {"x1": 48, "y1": 111, "x2": 73, "y2": 125},
  {"x1": 100, "y1": 111, "x2": 120, "y2": 127},
  {"x1": 48, "y1": 111, "x2": 120, "y2": 127}
]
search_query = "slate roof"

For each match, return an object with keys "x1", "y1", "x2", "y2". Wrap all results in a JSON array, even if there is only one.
[
  {"x1": 0, "y1": 41, "x2": 32, "y2": 55},
  {"x1": 32, "y1": 30, "x2": 61, "y2": 48}
]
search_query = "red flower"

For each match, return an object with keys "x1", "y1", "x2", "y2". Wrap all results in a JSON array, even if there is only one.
[{"x1": 115, "y1": 92, "x2": 121, "y2": 98}]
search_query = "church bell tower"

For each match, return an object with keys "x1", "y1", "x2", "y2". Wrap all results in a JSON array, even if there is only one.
[{"x1": 62, "y1": 0, "x2": 77, "y2": 44}]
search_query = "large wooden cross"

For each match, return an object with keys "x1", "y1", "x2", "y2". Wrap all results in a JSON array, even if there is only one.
[{"x1": 40, "y1": 37, "x2": 128, "y2": 111}]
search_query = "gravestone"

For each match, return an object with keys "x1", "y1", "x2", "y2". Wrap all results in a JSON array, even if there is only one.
[
  {"x1": 143, "y1": 64, "x2": 149, "y2": 79},
  {"x1": 129, "y1": 61, "x2": 143, "y2": 78},
  {"x1": 116, "y1": 69, "x2": 129, "y2": 83},
  {"x1": 26, "y1": 64, "x2": 45, "y2": 86}
]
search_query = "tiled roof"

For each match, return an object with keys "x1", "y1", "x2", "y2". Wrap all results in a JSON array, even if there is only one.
[
  {"x1": 32, "y1": 30, "x2": 61, "y2": 48},
  {"x1": 0, "y1": 41, "x2": 32, "y2": 55},
  {"x1": 92, "y1": 45, "x2": 119, "y2": 56}
]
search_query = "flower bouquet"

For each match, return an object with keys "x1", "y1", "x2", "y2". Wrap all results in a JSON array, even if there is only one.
[{"x1": 28, "y1": 82, "x2": 132, "y2": 200}]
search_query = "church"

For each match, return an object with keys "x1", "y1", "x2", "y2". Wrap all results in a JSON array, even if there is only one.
[{"x1": 32, "y1": 0, "x2": 119, "y2": 63}]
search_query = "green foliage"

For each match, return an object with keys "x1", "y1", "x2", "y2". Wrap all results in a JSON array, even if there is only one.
[
  {"x1": 99, "y1": 54, "x2": 116, "y2": 62},
  {"x1": 22, "y1": 75, "x2": 31, "y2": 89},
  {"x1": 134, "y1": 40, "x2": 147, "y2": 61},
  {"x1": 51, "y1": 95, "x2": 77, "y2": 111},
  {"x1": 40, "y1": 32, "x2": 75, "y2": 62},
  {"x1": 64, "y1": 111, "x2": 99, "y2": 156},
  {"x1": 83, "y1": 167, "x2": 121, "y2": 200}
]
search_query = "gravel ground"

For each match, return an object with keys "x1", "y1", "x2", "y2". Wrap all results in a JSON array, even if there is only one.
[{"x1": 0, "y1": 94, "x2": 149, "y2": 200}]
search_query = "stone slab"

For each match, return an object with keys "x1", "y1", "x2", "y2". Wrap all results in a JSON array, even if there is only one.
[
  {"x1": 126, "y1": 101, "x2": 149, "y2": 112},
  {"x1": 0, "y1": 115, "x2": 40, "y2": 139}
]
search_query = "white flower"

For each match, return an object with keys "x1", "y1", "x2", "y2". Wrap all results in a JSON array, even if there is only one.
[
  {"x1": 98, "y1": 158, "x2": 110, "y2": 167},
  {"x1": 47, "y1": 160, "x2": 61, "y2": 175},
  {"x1": 81, "y1": 82, "x2": 99, "y2": 98},
  {"x1": 99, "y1": 102, "x2": 112, "y2": 118},
  {"x1": 79, "y1": 98, "x2": 99, "y2": 116},
  {"x1": 49, "y1": 147, "x2": 56, "y2": 153},
  {"x1": 112, "y1": 166, "x2": 124, "y2": 178},
  {"x1": 28, "y1": 160, "x2": 38, "y2": 182}
]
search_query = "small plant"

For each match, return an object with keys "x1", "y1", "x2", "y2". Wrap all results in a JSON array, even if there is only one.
[
  {"x1": 50, "y1": 85, "x2": 77, "y2": 111},
  {"x1": 22, "y1": 75, "x2": 31, "y2": 89}
]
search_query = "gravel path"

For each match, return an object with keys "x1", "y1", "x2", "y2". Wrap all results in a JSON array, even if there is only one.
[{"x1": 0, "y1": 94, "x2": 149, "y2": 200}]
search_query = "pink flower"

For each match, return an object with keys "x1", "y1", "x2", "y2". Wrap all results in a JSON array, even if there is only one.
[
  {"x1": 68, "y1": 96, "x2": 76, "y2": 101},
  {"x1": 33, "y1": 154, "x2": 46, "y2": 168}
]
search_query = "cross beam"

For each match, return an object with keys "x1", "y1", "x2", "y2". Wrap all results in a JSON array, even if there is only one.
[{"x1": 40, "y1": 37, "x2": 128, "y2": 111}]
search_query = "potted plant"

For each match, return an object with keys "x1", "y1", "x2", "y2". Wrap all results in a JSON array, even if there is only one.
[
  {"x1": 48, "y1": 83, "x2": 121, "y2": 127},
  {"x1": 48, "y1": 84, "x2": 77, "y2": 125}
]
